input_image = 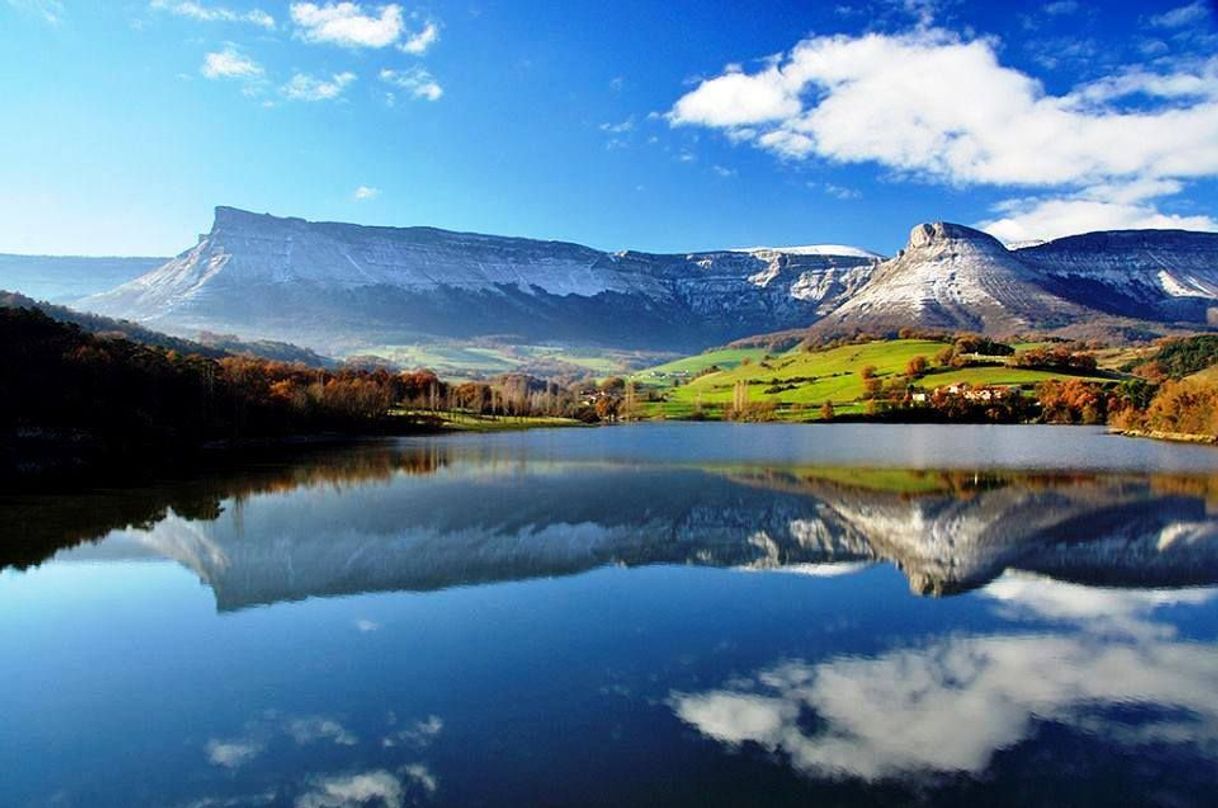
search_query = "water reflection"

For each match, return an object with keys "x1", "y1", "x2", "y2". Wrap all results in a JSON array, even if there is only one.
[
  {"x1": 7, "y1": 440, "x2": 1218, "y2": 609},
  {"x1": 4, "y1": 428, "x2": 1218, "y2": 805},
  {"x1": 672, "y1": 574, "x2": 1218, "y2": 782}
]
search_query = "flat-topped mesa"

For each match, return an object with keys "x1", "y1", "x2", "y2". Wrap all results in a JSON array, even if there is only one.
[{"x1": 905, "y1": 221, "x2": 1009, "y2": 253}]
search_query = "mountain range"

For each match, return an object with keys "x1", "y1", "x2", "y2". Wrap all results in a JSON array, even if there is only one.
[{"x1": 12, "y1": 206, "x2": 1218, "y2": 358}]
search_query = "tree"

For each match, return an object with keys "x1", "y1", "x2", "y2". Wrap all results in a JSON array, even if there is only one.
[
  {"x1": 820, "y1": 400, "x2": 836, "y2": 420},
  {"x1": 905, "y1": 355, "x2": 928, "y2": 379},
  {"x1": 860, "y1": 365, "x2": 877, "y2": 380}
]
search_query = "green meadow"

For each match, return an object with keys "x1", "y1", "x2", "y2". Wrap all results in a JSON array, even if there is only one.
[{"x1": 632, "y1": 338, "x2": 1113, "y2": 420}]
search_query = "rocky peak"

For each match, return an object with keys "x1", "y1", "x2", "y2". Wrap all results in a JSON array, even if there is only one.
[{"x1": 905, "y1": 221, "x2": 1008, "y2": 253}]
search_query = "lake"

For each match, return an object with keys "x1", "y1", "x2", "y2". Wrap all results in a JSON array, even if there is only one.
[{"x1": 3, "y1": 423, "x2": 1218, "y2": 806}]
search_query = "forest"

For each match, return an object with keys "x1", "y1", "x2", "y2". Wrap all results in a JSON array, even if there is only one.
[{"x1": 0, "y1": 307, "x2": 612, "y2": 481}]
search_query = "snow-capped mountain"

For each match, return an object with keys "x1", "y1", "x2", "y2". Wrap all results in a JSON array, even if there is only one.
[
  {"x1": 81, "y1": 206, "x2": 879, "y2": 351},
  {"x1": 77, "y1": 208, "x2": 1218, "y2": 349},
  {"x1": 810, "y1": 222, "x2": 1089, "y2": 336},
  {"x1": 810, "y1": 222, "x2": 1218, "y2": 337},
  {"x1": 1016, "y1": 229, "x2": 1218, "y2": 324}
]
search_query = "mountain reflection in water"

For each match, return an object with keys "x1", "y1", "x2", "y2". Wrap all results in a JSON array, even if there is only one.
[
  {"x1": 5, "y1": 426, "x2": 1218, "y2": 807},
  {"x1": 10, "y1": 439, "x2": 1218, "y2": 610}
]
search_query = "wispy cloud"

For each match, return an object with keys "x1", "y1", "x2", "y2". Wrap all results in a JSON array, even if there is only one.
[
  {"x1": 200, "y1": 46, "x2": 263, "y2": 79},
  {"x1": 379, "y1": 67, "x2": 442, "y2": 101},
  {"x1": 150, "y1": 0, "x2": 274, "y2": 29},
  {"x1": 205, "y1": 738, "x2": 263, "y2": 769},
  {"x1": 1151, "y1": 1, "x2": 1210, "y2": 29},
  {"x1": 282, "y1": 71, "x2": 357, "y2": 101},
  {"x1": 5, "y1": 0, "x2": 64, "y2": 25},
  {"x1": 400, "y1": 20, "x2": 439, "y2": 54},
  {"x1": 288, "y1": 716, "x2": 358, "y2": 746}
]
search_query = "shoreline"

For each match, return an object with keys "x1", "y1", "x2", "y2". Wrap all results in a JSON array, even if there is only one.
[{"x1": 1109, "y1": 428, "x2": 1218, "y2": 446}]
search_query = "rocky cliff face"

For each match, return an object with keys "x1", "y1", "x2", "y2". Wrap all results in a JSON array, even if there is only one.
[
  {"x1": 810, "y1": 223, "x2": 1093, "y2": 336},
  {"x1": 810, "y1": 223, "x2": 1218, "y2": 337},
  {"x1": 81, "y1": 207, "x2": 879, "y2": 351}
]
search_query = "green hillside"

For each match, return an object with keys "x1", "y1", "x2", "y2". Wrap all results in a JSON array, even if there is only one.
[{"x1": 633, "y1": 338, "x2": 1113, "y2": 420}]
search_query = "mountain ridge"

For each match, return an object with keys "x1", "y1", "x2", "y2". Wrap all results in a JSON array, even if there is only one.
[{"x1": 75, "y1": 207, "x2": 1218, "y2": 353}]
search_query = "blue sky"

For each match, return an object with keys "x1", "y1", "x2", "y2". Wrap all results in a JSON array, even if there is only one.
[{"x1": 1, "y1": 0, "x2": 1216, "y2": 256}]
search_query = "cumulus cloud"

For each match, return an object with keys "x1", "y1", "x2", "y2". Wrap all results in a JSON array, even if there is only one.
[
  {"x1": 291, "y1": 2, "x2": 403, "y2": 48},
  {"x1": 296, "y1": 770, "x2": 404, "y2": 808},
  {"x1": 201, "y1": 47, "x2": 264, "y2": 79},
  {"x1": 669, "y1": 29, "x2": 1218, "y2": 240},
  {"x1": 981, "y1": 194, "x2": 1218, "y2": 244},
  {"x1": 150, "y1": 1, "x2": 275, "y2": 29},
  {"x1": 353, "y1": 613, "x2": 381, "y2": 625},
  {"x1": 379, "y1": 67, "x2": 442, "y2": 101},
  {"x1": 282, "y1": 71, "x2": 357, "y2": 101}
]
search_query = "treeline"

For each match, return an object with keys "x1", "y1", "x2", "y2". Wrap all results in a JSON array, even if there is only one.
[
  {"x1": 0, "y1": 290, "x2": 331, "y2": 366},
  {"x1": 1, "y1": 308, "x2": 430, "y2": 477},
  {"x1": 2, "y1": 306, "x2": 638, "y2": 479}
]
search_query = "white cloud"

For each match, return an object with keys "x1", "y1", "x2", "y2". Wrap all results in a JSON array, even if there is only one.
[
  {"x1": 674, "y1": 575, "x2": 1218, "y2": 782},
  {"x1": 201, "y1": 47, "x2": 264, "y2": 79},
  {"x1": 379, "y1": 67, "x2": 442, "y2": 101},
  {"x1": 205, "y1": 738, "x2": 262, "y2": 768},
  {"x1": 150, "y1": 1, "x2": 275, "y2": 29},
  {"x1": 670, "y1": 29, "x2": 1218, "y2": 240},
  {"x1": 599, "y1": 118, "x2": 635, "y2": 134},
  {"x1": 403, "y1": 764, "x2": 438, "y2": 795},
  {"x1": 296, "y1": 770, "x2": 404, "y2": 808},
  {"x1": 282, "y1": 71, "x2": 357, "y2": 101},
  {"x1": 399, "y1": 20, "x2": 439, "y2": 54},
  {"x1": 288, "y1": 716, "x2": 358, "y2": 746},
  {"x1": 353, "y1": 613, "x2": 381, "y2": 624},
  {"x1": 982, "y1": 193, "x2": 1218, "y2": 244},
  {"x1": 291, "y1": 2, "x2": 403, "y2": 48},
  {"x1": 1151, "y1": 2, "x2": 1210, "y2": 28},
  {"x1": 5, "y1": 0, "x2": 64, "y2": 24},
  {"x1": 382, "y1": 714, "x2": 443, "y2": 749},
  {"x1": 1042, "y1": 0, "x2": 1078, "y2": 14}
]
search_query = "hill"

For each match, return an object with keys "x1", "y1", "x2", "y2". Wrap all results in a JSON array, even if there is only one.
[
  {"x1": 634, "y1": 338, "x2": 1113, "y2": 420},
  {"x1": 0, "y1": 291, "x2": 331, "y2": 367}
]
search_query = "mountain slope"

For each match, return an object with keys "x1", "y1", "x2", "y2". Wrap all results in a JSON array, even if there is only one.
[
  {"x1": 1016, "y1": 230, "x2": 1218, "y2": 324},
  {"x1": 809, "y1": 222, "x2": 1094, "y2": 336},
  {"x1": 81, "y1": 207, "x2": 879, "y2": 352}
]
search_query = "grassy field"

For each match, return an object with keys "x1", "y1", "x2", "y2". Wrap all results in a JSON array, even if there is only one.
[
  {"x1": 631, "y1": 347, "x2": 772, "y2": 382},
  {"x1": 358, "y1": 341, "x2": 670, "y2": 379},
  {"x1": 391, "y1": 408, "x2": 586, "y2": 432},
  {"x1": 634, "y1": 338, "x2": 1114, "y2": 421}
]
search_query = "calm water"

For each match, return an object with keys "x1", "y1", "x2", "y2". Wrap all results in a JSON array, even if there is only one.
[{"x1": 4, "y1": 423, "x2": 1218, "y2": 807}]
